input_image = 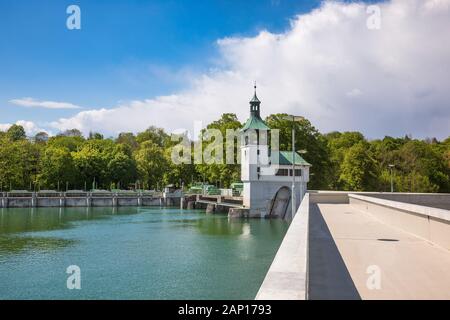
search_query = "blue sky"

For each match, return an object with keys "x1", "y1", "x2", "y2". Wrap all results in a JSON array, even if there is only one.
[
  {"x1": 0, "y1": 0, "x2": 323, "y2": 125},
  {"x1": 1, "y1": 0, "x2": 448, "y2": 139}
]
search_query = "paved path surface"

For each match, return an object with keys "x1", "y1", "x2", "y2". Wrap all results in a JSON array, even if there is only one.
[{"x1": 309, "y1": 203, "x2": 450, "y2": 300}]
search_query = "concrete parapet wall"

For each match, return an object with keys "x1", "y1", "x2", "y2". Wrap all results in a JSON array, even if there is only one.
[
  {"x1": 256, "y1": 193, "x2": 309, "y2": 300},
  {"x1": 349, "y1": 194, "x2": 450, "y2": 250},
  {"x1": 309, "y1": 191, "x2": 349, "y2": 204},
  {"x1": 309, "y1": 191, "x2": 450, "y2": 210},
  {"x1": 364, "y1": 193, "x2": 450, "y2": 210},
  {"x1": 142, "y1": 198, "x2": 162, "y2": 206},
  {"x1": 4, "y1": 198, "x2": 32, "y2": 208},
  {"x1": 116, "y1": 198, "x2": 138, "y2": 206},
  {"x1": 37, "y1": 198, "x2": 61, "y2": 207},
  {"x1": 65, "y1": 198, "x2": 89, "y2": 207}
]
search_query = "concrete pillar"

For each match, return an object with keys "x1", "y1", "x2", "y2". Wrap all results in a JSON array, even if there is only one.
[
  {"x1": 180, "y1": 197, "x2": 185, "y2": 209},
  {"x1": 206, "y1": 203, "x2": 216, "y2": 214},
  {"x1": 86, "y1": 193, "x2": 91, "y2": 207},
  {"x1": 187, "y1": 201, "x2": 195, "y2": 210},
  {"x1": 31, "y1": 192, "x2": 37, "y2": 208},
  {"x1": 228, "y1": 208, "x2": 249, "y2": 219},
  {"x1": 59, "y1": 193, "x2": 66, "y2": 207}
]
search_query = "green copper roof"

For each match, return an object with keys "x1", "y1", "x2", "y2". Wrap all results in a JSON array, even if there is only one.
[
  {"x1": 240, "y1": 114, "x2": 270, "y2": 132},
  {"x1": 272, "y1": 151, "x2": 311, "y2": 166},
  {"x1": 250, "y1": 92, "x2": 261, "y2": 104}
]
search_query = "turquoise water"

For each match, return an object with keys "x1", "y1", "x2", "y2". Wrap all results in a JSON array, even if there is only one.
[{"x1": 0, "y1": 207, "x2": 288, "y2": 299}]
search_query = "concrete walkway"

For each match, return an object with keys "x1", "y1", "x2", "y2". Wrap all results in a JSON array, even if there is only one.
[{"x1": 309, "y1": 203, "x2": 450, "y2": 300}]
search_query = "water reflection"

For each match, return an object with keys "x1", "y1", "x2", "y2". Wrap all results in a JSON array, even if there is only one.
[
  {"x1": 192, "y1": 215, "x2": 288, "y2": 238},
  {"x1": 0, "y1": 235, "x2": 76, "y2": 257},
  {"x1": 0, "y1": 207, "x2": 289, "y2": 299},
  {"x1": 0, "y1": 207, "x2": 141, "y2": 235},
  {"x1": 0, "y1": 206, "x2": 142, "y2": 257}
]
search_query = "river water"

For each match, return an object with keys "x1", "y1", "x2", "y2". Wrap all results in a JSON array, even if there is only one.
[{"x1": 0, "y1": 207, "x2": 288, "y2": 299}]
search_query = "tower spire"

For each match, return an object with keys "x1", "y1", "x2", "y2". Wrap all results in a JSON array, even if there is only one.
[{"x1": 250, "y1": 82, "x2": 261, "y2": 117}]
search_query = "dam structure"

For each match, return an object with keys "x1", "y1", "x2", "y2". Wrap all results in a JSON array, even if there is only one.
[
  {"x1": 257, "y1": 191, "x2": 450, "y2": 300},
  {"x1": 0, "y1": 190, "x2": 180, "y2": 208}
]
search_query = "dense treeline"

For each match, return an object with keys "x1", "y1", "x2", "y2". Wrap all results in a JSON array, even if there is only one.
[{"x1": 0, "y1": 114, "x2": 449, "y2": 192}]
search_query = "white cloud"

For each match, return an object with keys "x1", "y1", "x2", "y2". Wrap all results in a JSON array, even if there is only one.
[
  {"x1": 9, "y1": 97, "x2": 82, "y2": 109},
  {"x1": 0, "y1": 120, "x2": 50, "y2": 136},
  {"x1": 346, "y1": 89, "x2": 363, "y2": 97},
  {"x1": 43, "y1": 0, "x2": 450, "y2": 139}
]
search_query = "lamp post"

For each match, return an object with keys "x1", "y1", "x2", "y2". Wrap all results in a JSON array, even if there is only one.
[
  {"x1": 388, "y1": 164, "x2": 395, "y2": 192},
  {"x1": 298, "y1": 149, "x2": 307, "y2": 207},
  {"x1": 283, "y1": 115, "x2": 305, "y2": 220}
]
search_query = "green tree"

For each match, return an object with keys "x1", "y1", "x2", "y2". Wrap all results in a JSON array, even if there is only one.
[
  {"x1": 266, "y1": 114, "x2": 331, "y2": 189},
  {"x1": 339, "y1": 141, "x2": 377, "y2": 191},
  {"x1": 38, "y1": 146, "x2": 76, "y2": 190},
  {"x1": 88, "y1": 132, "x2": 104, "y2": 140},
  {"x1": 196, "y1": 113, "x2": 242, "y2": 188},
  {"x1": 324, "y1": 131, "x2": 366, "y2": 189},
  {"x1": 0, "y1": 137, "x2": 39, "y2": 190},
  {"x1": 72, "y1": 139, "x2": 115, "y2": 189},
  {"x1": 116, "y1": 132, "x2": 139, "y2": 151},
  {"x1": 136, "y1": 126, "x2": 171, "y2": 147},
  {"x1": 47, "y1": 135, "x2": 85, "y2": 152},
  {"x1": 134, "y1": 141, "x2": 168, "y2": 189},
  {"x1": 34, "y1": 131, "x2": 49, "y2": 143},
  {"x1": 107, "y1": 152, "x2": 138, "y2": 188},
  {"x1": 7, "y1": 124, "x2": 26, "y2": 141},
  {"x1": 59, "y1": 129, "x2": 83, "y2": 137}
]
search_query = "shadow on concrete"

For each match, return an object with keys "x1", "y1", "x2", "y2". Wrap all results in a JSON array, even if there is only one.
[{"x1": 308, "y1": 203, "x2": 361, "y2": 300}]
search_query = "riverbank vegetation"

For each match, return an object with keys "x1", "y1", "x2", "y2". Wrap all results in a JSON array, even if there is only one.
[{"x1": 0, "y1": 114, "x2": 448, "y2": 192}]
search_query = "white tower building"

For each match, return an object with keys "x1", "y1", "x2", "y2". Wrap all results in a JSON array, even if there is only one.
[{"x1": 240, "y1": 87, "x2": 310, "y2": 219}]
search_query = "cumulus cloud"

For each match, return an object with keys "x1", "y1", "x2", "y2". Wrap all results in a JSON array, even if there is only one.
[
  {"x1": 9, "y1": 97, "x2": 82, "y2": 109},
  {"x1": 45, "y1": 0, "x2": 450, "y2": 139},
  {"x1": 0, "y1": 120, "x2": 50, "y2": 136}
]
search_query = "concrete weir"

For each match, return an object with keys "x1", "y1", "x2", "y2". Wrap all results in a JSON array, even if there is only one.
[
  {"x1": 0, "y1": 191, "x2": 180, "y2": 208},
  {"x1": 187, "y1": 194, "x2": 247, "y2": 216},
  {"x1": 257, "y1": 191, "x2": 450, "y2": 300}
]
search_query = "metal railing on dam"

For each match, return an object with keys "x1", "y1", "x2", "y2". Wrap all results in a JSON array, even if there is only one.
[{"x1": 0, "y1": 191, "x2": 180, "y2": 208}]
